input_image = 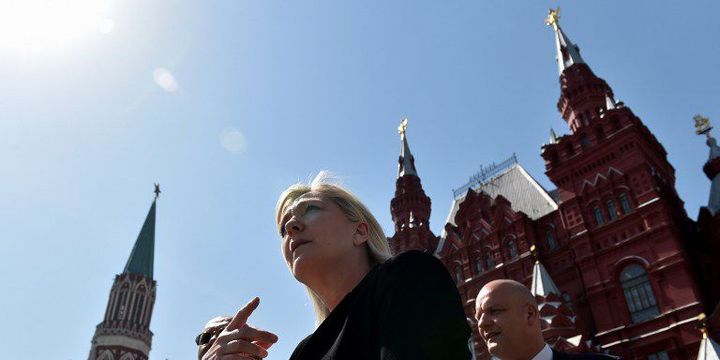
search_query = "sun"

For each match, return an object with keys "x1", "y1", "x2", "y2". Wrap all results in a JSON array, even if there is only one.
[{"x1": 0, "y1": 0, "x2": 113, "y2": 54}]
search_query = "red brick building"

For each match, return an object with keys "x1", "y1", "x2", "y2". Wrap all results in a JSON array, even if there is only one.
[{"x1": 389, "y1": 12, "x2": 720, "y2": 360}]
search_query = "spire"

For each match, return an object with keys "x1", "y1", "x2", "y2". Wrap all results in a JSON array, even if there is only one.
[
  {"x1": 695, "y1": 115, "x2": 720, "y2": 161},
  {"x1": 398, "y1": 118, "x2": 418, "y2": 178},
  {"x1": 123, "y1": 188, "x2": 158, "y2": 279},
  {"x1": 696, "y1": 115, "x2": 720, "y2": 215},
  {"x1": 390, "y1": 118, "x2": 436, "y2": 254},
  {"x1": 546, "y1": 8, "x2": 585, "y2": 75},
  {"x1": 531, "y1": 259, "x2": 561, "y2": 297},
  {"x1": 530, "y1": 245, "x2": 560, "y2": 296},
  {"x1": 605, "y1": 92, "x2": 617, "y2": 111},
  {"x1": 550, "y1": 128, "x2": 559, "y2": 144},
  {"x1": 697, "y1": 313, "x2": 720, "y2": 360},
  {"x1": 546, "y1": 7, "x2": 612, "y2": 133},
  {"x1": 528, "y1": 245, "x2": 589, "y2": 351}
]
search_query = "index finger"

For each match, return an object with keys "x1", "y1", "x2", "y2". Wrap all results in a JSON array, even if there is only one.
[{"x1": 226, "y1": 297, "x2": 260, "y2": 331}]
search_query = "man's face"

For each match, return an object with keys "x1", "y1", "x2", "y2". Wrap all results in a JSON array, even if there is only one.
[{"x1": 475, "y1": 286, "x2": 532, "y2": 359}]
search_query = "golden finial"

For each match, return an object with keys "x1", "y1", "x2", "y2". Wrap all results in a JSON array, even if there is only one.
[
  {"x1": 698, "y1": 313, "x2": 708, "y2": 339},
  {"x1": 398, "y1": 117, "x2": 409, "y2": 140},
  {"x1": 545, "y1": 7, "x2": 561, "y2": 32},
  {"x1": 530, "y1": 244, "x2": 539, "y2": 264},
  {"x1": 694, "y1": 114, "x2": 713, "y2": 138}
]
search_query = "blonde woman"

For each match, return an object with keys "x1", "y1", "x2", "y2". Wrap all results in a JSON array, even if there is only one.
[{"x1": 198, "y1": 173, "x2": 471, "y2": 360}]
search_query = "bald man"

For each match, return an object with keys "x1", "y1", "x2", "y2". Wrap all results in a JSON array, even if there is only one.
[{"x1": 475, "y1": 280, "x2": 619, "y2": 360}]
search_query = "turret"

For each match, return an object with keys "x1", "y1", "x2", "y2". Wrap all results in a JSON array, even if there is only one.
[
  {"x1": 696, "y1": 313, "x2": 720, "y2": 360},
  {"x1": 389, "y1": 118, "x2": 437, "y2": 254},
  {"x1": 530, "y1": 246, "x2": 603, "y2": 353},
  {"x1": 88, "y1": 185, "x2": 160, "y2": 360},
  {"x1": 530, "y1": 246, "x2": 578, "y2": 343},
  {"x1": 546, "y1": 8, "x2": 614, "y2": 133},
  {"x1": 693, "y1": 115, "x2": 720, "y2": 319},
  {"x1": 695, "y1": 115, "x2": 720, "y2": 215}
]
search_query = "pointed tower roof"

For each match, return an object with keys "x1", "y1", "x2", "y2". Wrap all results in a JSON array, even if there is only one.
[
  {"x1": 697, "y1": 313, "x2": 720, "y2": 360},
  {"x1": 605, "y1": 92, "x2": 617, "y2": 111},
  {"x1": 398, "y1": 118, "x2": 418, "y2": 178},
  {"x1": 697, "y1": 333, "x2": 720, "y2": 360},
  {"x1": 696, "y1": 115, "x2": 720, "y2": 215},
  {"x1": 527, "y1": 245, "x2": 588, "y2": 350},
  {"x1": 123, "y1": 189, "x2": 158, "y2": 279},
  {"x1": 531, "y1": 259, "x2": 561, "y2": 297},
  {"x1": 549, "y1": 128, "x2": 559, "y2": 144},
  {"x1": 546, "y1": 8, "x2": 586, "y2": 75}
]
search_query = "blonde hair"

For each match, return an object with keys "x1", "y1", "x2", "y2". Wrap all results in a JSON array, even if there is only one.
[{"x1": 275, "y1": 171, "x2": 392, "y2": 325}]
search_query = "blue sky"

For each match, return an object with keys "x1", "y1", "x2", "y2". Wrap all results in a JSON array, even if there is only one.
[{"x1": 0, "y1": 1, "x2": 718, "y2": 359}]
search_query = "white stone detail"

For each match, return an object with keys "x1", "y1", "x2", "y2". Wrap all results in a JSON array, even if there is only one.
[{"x1": 93, "y1": 335, "x2": 150, "y2": 356}]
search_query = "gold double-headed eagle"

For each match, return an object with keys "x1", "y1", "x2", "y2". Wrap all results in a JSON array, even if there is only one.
[
  {"x1": 694, "y1": 114, "x2": 712, "y2": 137},
  {"x1": 545, "y1": 7, "x2": 560, "y2": 31},
  {"x1": 398, "y1": 117, "x2": 409, "y2": 140}
]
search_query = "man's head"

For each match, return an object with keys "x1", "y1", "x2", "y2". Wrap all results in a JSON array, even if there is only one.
[{"x1": 474, "y1": 279, "x2": 546, "y2": 360}]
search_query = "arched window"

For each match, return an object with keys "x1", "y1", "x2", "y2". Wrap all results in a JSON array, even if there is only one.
[
  {"x1": 119, "y1": 353, "x2": 137, "y2": 360},
  {"x1": 596, "y1": 126, "x2": 606, "y2": 141},
  {"x1": 577, "y1": 112, "x2": 585, "y2": 126},
  {"x1": 594, "y1": 207, "x2": 605, "y2": 226},
  {"x1": 507, "y1": 240, "x2": 518, "y2": 259},
  {"x1": 546, "y1": 231, "x2": 558, "y2": 251},
  {"x1": 566, "y1": 142, "x2": 575, "y2": 157},
  {"x1": 648, "y1": 351, "x2": 670, "y2": 360},
  {"x1": 580, "y1": 134, "x2": 591, "y2": 148},
  {"x1": 97, "y1": 350, "x2": 115, "y2": 360},
  {"x1": 619, "y1": 193, "x2": 632, "y2": 214},
  {"x1": 114, "y1": 285, "x2": 129, "y2": 321},
  {"x1": 485, "y1": 252, "x2": 495, "y2": 270},
  {"x1": 134, "y1": 295, "x2": 146, "y2": 324},
  {"x1": 455, "y1": 267, "x2": 463, "y2": 283},
  {"x1": 620, "y1": 264, "x2": 659, "y2": 323},
  {"x1": 561, "y1": 291, "x2": 573, "y2": 311},
  {"x1": 475, "y1": 258, "x2": 483, "y2": 274},
  {"x1": 607, "y1": 200, "x2": 617, "y2": 221}
]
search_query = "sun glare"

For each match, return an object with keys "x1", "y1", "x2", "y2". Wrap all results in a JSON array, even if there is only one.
[{"x1": 0, "y1": 0, "x2": 113, "y2": 54}]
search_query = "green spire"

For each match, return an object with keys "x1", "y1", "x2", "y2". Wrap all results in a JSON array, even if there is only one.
[{"x1": 123, "y1": 199, "x2": 156, "y2": 279}]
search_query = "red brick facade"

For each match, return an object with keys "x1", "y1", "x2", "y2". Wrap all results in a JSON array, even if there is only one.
[{"x1": 389, "y1": 20, "x2": 720, "y2": 360}]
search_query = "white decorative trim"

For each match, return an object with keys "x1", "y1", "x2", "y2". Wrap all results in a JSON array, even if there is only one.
[
  {"x1": 580, "y1": 167, "x2": 625, "y2": 193},
  {"x1": 607, "y1": 166, "x2": 624, "y2": 177},
  {"x1": 601, "y1": 316, "x2": 697, "y2": 348},
  {"x1": 515, "y1": 165, "x2": 559, "y2": 210},
  {"x1": 638, "y1": 197, "x2": 660, "y2": 208}
]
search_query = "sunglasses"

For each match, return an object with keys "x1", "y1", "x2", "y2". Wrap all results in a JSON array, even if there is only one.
[{"x1": 195, "y1": 324, "x2": 228, "y2": 346}]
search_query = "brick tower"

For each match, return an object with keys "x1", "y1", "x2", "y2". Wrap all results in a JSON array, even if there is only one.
[
  {"x1": 389, "y1": 118, "x2": 438, "y2": 254},
  {"x1": 88, "y1": 187, "x2": 159, "y2": 360},
  {"x1": 409, "y1": 9, "x2": 712, "y2": 359},
  {"x1": 537, "y1": 9, "x2": 704, "y2": 357}
]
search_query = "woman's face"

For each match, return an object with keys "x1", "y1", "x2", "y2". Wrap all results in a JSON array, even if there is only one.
[{"x1": 279, "y1": 192, "x2": 366, "y2": 283}]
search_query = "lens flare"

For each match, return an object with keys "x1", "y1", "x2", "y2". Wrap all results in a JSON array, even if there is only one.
[{"x1": 153, "y1": 68, "x2": 179, "y2": 92}]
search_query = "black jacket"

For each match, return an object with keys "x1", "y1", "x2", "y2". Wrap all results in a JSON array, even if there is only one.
[
  {"x1": 553, "y1": 349, "x2": 621, "y2": 360},
  {"x1": 289, "y1": 251, "x2": 472, "y2": 360}
]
